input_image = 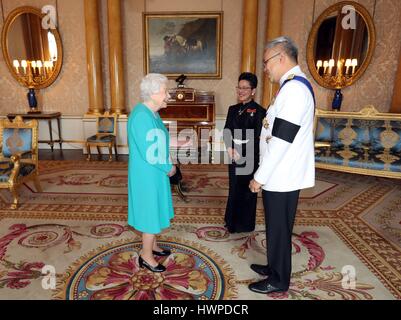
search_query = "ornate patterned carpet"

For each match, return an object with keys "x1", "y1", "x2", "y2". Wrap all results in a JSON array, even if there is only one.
[{"x1": 0, "y1": 161, "x2": 400, "y2": 300}]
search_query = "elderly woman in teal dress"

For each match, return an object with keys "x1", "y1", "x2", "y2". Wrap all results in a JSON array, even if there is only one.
[{"x1": 127, "y1": 73, "x2": 176, "y2": 273}]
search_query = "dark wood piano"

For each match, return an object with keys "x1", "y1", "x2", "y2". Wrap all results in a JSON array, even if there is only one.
[{"x1": 159, "y1": 87, "x2": 215, "y2": 161}]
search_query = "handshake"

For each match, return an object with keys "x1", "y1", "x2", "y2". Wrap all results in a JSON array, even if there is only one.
[
  {"x1": 168, "y1": 165, "x2": 177, "y2": 177},
  {"x1": 249, "y1": 179, "x2": 262, "y2": 193}
]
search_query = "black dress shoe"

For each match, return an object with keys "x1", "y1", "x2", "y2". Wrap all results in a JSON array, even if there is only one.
[
  {"x1": 224, "y1": 224, "x2": 254, "y2": 234},
  {"x1": 224, "y1": 224, "x2": 234, "y2": 233},
  {"x1": 152, "y1": 249, "x2": 171, "y2": 257},
  {"x1": 250, "y1": 264, "x2": 272, "y2": 276},
  {"x1": 138, "y1": 256, "x2": 166, "y2": 272},
  {"x1": 248, "y1": 279, "x2": 285, "y2": 294}
]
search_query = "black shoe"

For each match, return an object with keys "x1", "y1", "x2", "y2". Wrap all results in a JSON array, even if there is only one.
[
  {"x1": 224, "y1": 224, "x2": 234, "y2": 233},
  {"x1": 248, "y1": 279, "x2": 285, "y2": 294},
  {"x1": 224, "y1": 224, "x2": 254, "y2": 234},
  {"x1": 138, "y1": 256, "x2": 166, "y2": 272},
  {"x1": 250, "y1": 264, "x2": 272, "y2": 276},
  {"x1": 152, "y1": 249, "x2": 171, "y2": 257}
]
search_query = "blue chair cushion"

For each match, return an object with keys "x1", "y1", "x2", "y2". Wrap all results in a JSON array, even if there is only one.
[
  {"x1": 370, "y1": 121, "x2": 401, "y2": 153},
  {"x1": 315, "y1": 146, "x2": 365, "y2": 165},
  {"x1": 87, "y1": 134, "x2": 115, "y2": 143},
  {"x1": 19, "y1": 163, "x2": 36, "y2": 176},
  {"x1": 2, "y1": 128, "x2": 32, "y2": 158},
  {"x1": 331, "y1": 118, "x2": 370, "y2": 150},
  {"x1": 0, "y1": 162, "x2": 36, "y2": 182},
  {"x1": 315, "y1": 117, "x2": 333, "y2": 142},
  {"x1": 315, "y1": 146, "x2": 346, "y2": 166},
  {"x1": 315, "y1": 147, "x2": 401, "y2": 172},
  {"x1": 0, "y1": 161, "x2": 12, "y2": 182},
  {"x1": 366, "y1": 150, "x2": 401, "y2": 172}
]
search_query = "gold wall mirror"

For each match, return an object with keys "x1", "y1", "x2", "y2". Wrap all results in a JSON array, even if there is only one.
[
  {"x1": 307, "y1": 1, "x2": 375, "y2": 97},
  {"x1": 1, "y1": 6, "x2": 63, "y2": 112}
]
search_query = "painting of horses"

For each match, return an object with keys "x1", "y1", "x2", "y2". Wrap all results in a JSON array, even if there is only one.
[{"x1": 143, "y1": 12, "x2": 223, "y2": 79}]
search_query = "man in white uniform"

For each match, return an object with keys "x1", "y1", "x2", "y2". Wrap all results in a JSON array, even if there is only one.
[{"x1": 248, "y1": 36, "x2": 315, "y2": 294}]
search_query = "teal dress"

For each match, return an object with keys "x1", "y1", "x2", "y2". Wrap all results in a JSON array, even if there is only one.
[{"x1": 127, "y1": 103, "x2": 174, "y2": 234}]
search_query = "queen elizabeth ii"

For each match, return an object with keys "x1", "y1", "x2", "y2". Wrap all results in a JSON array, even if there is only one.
[{"x1": 127, "y1": 73, "x2": 177, "y2": 272}]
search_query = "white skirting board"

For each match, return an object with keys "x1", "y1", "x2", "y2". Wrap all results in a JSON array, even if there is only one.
[{"x1": 0, "y1": 115, "x2": 228, "y2": 154}]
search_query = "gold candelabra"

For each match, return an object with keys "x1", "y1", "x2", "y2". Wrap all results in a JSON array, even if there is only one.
[
  {"x1": 316, "y1": 58, "x2": 358, "y2": 89},
  {"x1": 12, "y1": 59, "x2": 55, "y2": 113},
  {"x1": 12, "y1": 59, "x2": 55, "y2": 88}
]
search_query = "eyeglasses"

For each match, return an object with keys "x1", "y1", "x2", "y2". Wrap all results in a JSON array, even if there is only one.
[
  {"x1": 263, "y1": 52, "x2": 281, "y2": 67},
  {"x1": 236, "y1": 86, "x2": 252, "y2": 91}
]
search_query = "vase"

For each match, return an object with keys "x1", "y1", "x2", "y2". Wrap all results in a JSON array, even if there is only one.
[
  {"x1": 332, "y1": 89, "x2": 343, "y2": 111},
  {"x1": 27, "y1": 88, "x2": 38, "y2": 110}
]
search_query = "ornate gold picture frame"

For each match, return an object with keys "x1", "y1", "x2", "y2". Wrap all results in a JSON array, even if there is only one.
[{"x1": 143, "y1": 12, "x2": 223, "y2": 79}]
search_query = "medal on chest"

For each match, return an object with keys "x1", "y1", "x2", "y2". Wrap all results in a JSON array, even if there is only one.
[{"x1": 262, "y1": 117, "x2": 269, "y2": 129}]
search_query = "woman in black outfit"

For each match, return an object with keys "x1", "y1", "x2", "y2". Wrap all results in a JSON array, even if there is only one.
[{"x1": 223, "y1": 72, "x2": 265, "y2": 233}]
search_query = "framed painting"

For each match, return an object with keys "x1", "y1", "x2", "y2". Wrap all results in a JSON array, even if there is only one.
[{"x1": 143, "y1": 12, "x2": 223, "y2": 79}]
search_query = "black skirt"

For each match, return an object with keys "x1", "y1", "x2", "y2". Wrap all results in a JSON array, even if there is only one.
[{"x1": 224, "y1": 156, "x2": 258, "y2": 233}]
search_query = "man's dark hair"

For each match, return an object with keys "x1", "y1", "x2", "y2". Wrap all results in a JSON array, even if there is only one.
[{"x1": 238, "y1": 72, "x2": 258, "y2": 89}]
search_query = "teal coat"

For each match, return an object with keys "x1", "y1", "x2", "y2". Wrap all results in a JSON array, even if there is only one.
[{"x1": 127, "y1": 103, "x2": 174, "y2": 234}]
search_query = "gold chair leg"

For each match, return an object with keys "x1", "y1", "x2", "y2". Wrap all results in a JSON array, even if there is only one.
[
  {"x1": 114, "y1": 142, "x2": 118, "y2": 161},
  {"x1": 175, "y1": 183, "x2": 188, "y2": 202},
  {"x1": 10, "y1": 186, "x2": 19, "y2": 210},
  {"x1": 108, "y1": 145, "x2": 113, "y2": 161},
  {"x1": 97, "y1": 146, "x2": 102, "y2": 160},
  {"x1": 86, "y1": 143, "x2": 91, "y2": 161},
  {"x1": 33, "y1": 175, "x2": 43, "y2": 192}
]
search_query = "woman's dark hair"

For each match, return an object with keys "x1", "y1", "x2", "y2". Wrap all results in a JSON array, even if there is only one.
[{"x1": 238, "y1": 72, "x2": 258, "y2": 89}]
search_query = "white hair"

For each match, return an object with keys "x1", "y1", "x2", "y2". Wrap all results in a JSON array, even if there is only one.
[
  {"x1": 265, "y1": 36, "x2": 298, "y2": 64},
  {"x1": 140, "y1": 73, "x2": 168, "y2": 102}
]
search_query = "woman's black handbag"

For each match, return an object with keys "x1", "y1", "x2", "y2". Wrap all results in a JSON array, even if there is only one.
[{"x1": 169, "y1": 166, "x2": 182, "y2": 185}]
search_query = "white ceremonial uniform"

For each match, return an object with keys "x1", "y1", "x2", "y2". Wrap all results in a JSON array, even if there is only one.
[{"x1": 254, "y1": 66, "x2": 315, "y2": 192}]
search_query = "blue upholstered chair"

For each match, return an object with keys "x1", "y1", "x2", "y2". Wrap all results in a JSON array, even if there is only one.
[
  {"x1": 86, "y1": 111, "x2": 118, "y2": 161},
  {"x1": 314, "y1": 106, "x2": 401, "y2": 178},
  {"x1": 0, "y1": 116, "x2": 42, "y2": 209}
]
